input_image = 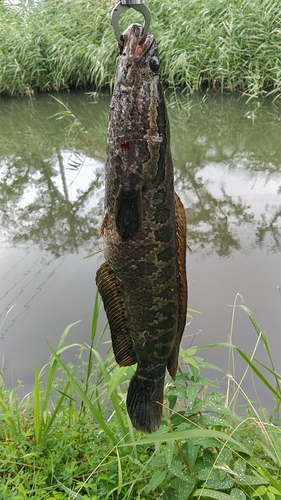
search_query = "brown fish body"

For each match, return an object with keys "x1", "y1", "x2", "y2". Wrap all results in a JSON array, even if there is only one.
[{"x1": 96, "y1": 24, "x2": 187, "y2": 432}]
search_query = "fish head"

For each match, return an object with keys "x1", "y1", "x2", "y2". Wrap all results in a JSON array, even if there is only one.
[
  {"x1": 115, "y1": 23, "x2": 160, "y2": 86},
  {"x1": 110, "y1": 24, "x2": 168, "y2": 192}
]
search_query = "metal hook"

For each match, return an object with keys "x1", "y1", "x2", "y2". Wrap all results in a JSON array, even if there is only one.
[{"x1": 111, "y1": 0, "x2": 151, "y2": 47}]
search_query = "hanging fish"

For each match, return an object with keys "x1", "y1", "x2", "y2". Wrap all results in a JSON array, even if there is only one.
[{"x1": 96, "y1": 23, "x2": 187, "y2": 433}]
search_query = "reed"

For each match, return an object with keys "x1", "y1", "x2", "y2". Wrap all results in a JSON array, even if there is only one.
[{"x1": 0, "y1": 0, "x2": 281, "y2": 97}]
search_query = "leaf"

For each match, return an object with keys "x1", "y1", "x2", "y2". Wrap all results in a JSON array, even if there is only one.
[
  {"x1": 184, "y1": 439, "x2": 200, "y2": 470},
  {"x1": 198, "y1": 416, "x2": 232, "y2": 429},
  {"x1": 185, "y1": 385, "x2": 198, "y2": 409},
  {"x1": 269, "y1": 486, "x2": 281, "y2": 495},
  {"x1": 199, "y1": 361, "x2": 224, "y2": 372},
  {"x1": 168, "y1": 394, "x2": 178, "y2": 410},
  {"x1": 233, "y1": 458, "x2": 246, "y2": 476},
  {"x1": 198, "y1": 468, "x2": 234, "y2": 489},
  {"x1": 170, "y1": 412, "x2": 190, "y2": 427},
  {"x1": 177, "y1": 477, "x2": 196, "y2": 499},
  {"x1": 56, "y1": 482, "x2": 84, "y2": 499},
  {"x1": 146, "y1": 470, "x2": 166, "y2": 493},
  {"x1": 168, "y1": 463, "x2": 187, "y2": 482},
  {"x1": 169, "y1": 387, "x2": 187, "y2": 398},
  {"x1": 267, "y1": 492, "x2": 275, "y2": 500},
  {"x1": 202, "y1": 449, "x2": 216, "y2": 468},
  {"x1": 217, "y1": 447, "x2": 232, "y2": 467},
  {"x1": 186, "y1": 357, "x2": 200, "y2": 370},
  {"x1": 230, "y1": 490, "x2": 246, "y2": 500},
  {"x1": 235, "y1": 475, "x2": 268, "y2": 486},
  {"x1": 193, "y1": 489, "x2": 233, "y2": 499},
  {"x1": 165, "y1": 441, "x2": 175, "y2": 466},
  {"x1": 205, "y1": 392, "x2": 224, "y2": 404},
  {"x1": 252, "y1": 485, "x2": 268, "y2": 497},
  {"x1": 197, "y1": 376, "x2": 220, "y2": 387},
  {"x1": 170, "y1": 477, "x2": 195, "y2": 500},
  {"x1": 180, "y1": 346, "x2": 198, "y2": 357},
  {"x1": 207, "y1": 404, "x2": 240, "y2": 419},
  {"x1": 176, "y1": 373, "x2": 191, "y2": 382},
  {"x1": 233, "y1": 459, "x2": 268, "y2": 486}
]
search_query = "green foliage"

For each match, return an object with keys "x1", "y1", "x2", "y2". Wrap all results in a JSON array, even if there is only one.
[
  {"x1": 0, "y1": 297, "x2": 281, "y2": 498},
  {"x1": 0, "y1": 0, "x2": 281, "y2": 97}
]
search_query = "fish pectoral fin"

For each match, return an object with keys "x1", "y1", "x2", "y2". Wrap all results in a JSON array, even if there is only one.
[
  {"x1": 96, "y1": 262, "x2": 137, "y2": 366},
  {"x1": 167, "y1": 192, "x2": 188, "y2": 379},
  {"x1": 114, "y1": 187, "x2": 142, "y2": 242}
]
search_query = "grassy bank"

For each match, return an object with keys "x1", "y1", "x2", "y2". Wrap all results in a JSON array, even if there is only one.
[
  {"x1": 1, "y1": 292, "x2": 281, "y2": 499},
  {"x1": 0, "y1": 0, "x2": 281, "y2": 97}
]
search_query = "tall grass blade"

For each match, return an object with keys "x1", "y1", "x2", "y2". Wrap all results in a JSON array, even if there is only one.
[
  {"x1": 33, "y1": 361, "x2": 40, "y2": 444},
  {"x1": 91, "y1": 289, "x2": 100, "y2": 343},
  {"x1": 236, "y1": 348, "x2": 281, "y2": 401},
  {"x1": 238, "y1": 304, "x2": 281, "y2": 398},
  {"x1": 44, "y1": 381, "x2": 71, "y2": 434},
  {"x1": 83, "y1": 290, "x2": 100, "y2": 399},
  {"x1": 116, "y1": 448, "x2": 123, "y2": 495},
  {"x1": 123, "y1": 428, "x2": 248, "y2": 450},
  {"x1": 36, "y1": 321, "x2": 81, "y2": 440},
  {"x1": 89, "y1": 347, "x2": 128, "y2": 436},
  {"x1": 0, "y1": 394, "x2": 18, "y2": 438},
  {"x1": 47, "y1": 340, "x2": 118, "y2": 445}
]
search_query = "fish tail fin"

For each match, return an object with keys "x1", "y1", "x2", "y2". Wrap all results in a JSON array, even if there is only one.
[{"x1": 126, "y1": 370, "x2": 165, "y2": 433}]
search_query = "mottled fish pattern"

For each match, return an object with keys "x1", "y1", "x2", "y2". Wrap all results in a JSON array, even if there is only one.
[{"x1": 96, "y1": 23, "x2": 187, "y2": 433}]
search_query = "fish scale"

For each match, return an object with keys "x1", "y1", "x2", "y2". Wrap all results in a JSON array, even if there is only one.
[{"x1": 96, "y1": 23, "x2": 187, "y2": 433}]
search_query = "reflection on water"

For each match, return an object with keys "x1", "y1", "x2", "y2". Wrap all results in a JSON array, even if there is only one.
[
  {"x1": 0, "y1": 94, "x2": 107, "y2": 257},
  {"x1": 169, "y1": 97, "x2": 281, "y2": 256},
  {"x1": 0, "y1": 92, "x2": 280, "y2": 410}
]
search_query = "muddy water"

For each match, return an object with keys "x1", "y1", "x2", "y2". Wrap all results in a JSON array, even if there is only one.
[{"x1": 0, "y1": 92, "x2": 280, "y2": 413}]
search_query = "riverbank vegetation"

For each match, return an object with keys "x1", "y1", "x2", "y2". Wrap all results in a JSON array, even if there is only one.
[
  {"x1": 1, "y1": 293, "x2": 280, "y2": 498},
  {"x1": 0, "y1": 0, "x2": 281, "y2": 98}
]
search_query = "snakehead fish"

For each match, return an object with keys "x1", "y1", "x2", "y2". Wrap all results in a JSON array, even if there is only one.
[{"x1": 96, "y1": 23, "x2": 187, "y2": 433}]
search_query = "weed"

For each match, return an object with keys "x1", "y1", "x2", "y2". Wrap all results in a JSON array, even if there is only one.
[
  {"x1": 0, "y1": 292, "x2": 280, "y2": 498},
  {"x1": 1, "y1": 0, "x2": 281, "y2": 97}
]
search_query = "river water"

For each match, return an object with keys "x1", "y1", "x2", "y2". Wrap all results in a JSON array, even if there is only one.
[{"x1": 0, "y1": 92, "x2": 280, "y2": 414}]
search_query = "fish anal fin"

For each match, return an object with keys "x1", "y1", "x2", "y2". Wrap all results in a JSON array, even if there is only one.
[
  {"x1": 114, "y1": 187, "x2": 142, "y2": 241},
  {"x1": 96, "y1": 262, "x2": 137, "y2": 366},
  {"x1": 167, "y1": 192, "x2": 188, "y2": 378}
]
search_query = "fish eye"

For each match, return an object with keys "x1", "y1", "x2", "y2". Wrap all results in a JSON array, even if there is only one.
[{"x1": 149, "y1": 57, "x2": 160, "y2": 72}]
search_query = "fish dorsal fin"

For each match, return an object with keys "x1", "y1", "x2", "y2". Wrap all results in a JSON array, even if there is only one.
[
  {"x1": 114, "y1": 187, "x2": 142, "y2": 241},
  {"x1": 96, "y1": 262, "x2": 137, "y2": 366},
  {"x1": 167, "y1": 192, "x2": 188, "y2": 378}
]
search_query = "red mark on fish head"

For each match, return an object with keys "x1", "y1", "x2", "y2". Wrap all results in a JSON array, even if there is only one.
[{"x1": 120, "y1": 140, "x2": 130, "y2": 150}]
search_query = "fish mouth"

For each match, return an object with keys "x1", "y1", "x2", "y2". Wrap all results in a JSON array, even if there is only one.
[{"x1": 120, "y1": 23, "x2": 155, "y2": 65}]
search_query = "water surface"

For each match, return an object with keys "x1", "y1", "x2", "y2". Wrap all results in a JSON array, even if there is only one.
[{"x1": 0, "y1": 92, "x2": 280, "y2": 412}]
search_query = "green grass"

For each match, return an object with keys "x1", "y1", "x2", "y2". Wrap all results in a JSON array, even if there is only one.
[
  {"x1": 0, "y1": 0, "x2": 281, "y2": 98},
  {"x1": 0, "y1": 291, "x2": 280, "y2": 499}
]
